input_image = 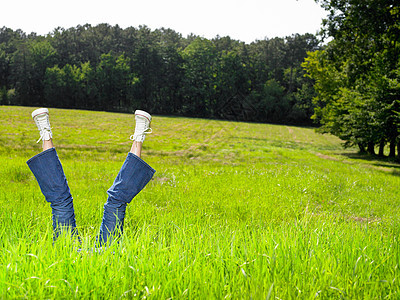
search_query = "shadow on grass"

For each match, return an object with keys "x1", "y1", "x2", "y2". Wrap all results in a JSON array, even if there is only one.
[
  {"x1": 340, "y1": 152, "x2": 400, "y2": 176},
  {"x1": 341, "y1": 152, "x2": 400, "y2": 166}
]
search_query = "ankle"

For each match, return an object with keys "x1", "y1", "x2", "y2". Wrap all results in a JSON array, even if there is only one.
[
  {"x1": 43, "y1": 139, "x2": 54, "y2": 151},
  {"x1": 130, "y1": 141, "x2": 142, "y2": 157}
]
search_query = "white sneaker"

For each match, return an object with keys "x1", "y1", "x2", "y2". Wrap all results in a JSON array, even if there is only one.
[
  {"x1": 130, "y1": 110, "x2": 152, "y2": 142},
  {"x1": 32, "y1": 108, "x2": 52, "y2": 143}
]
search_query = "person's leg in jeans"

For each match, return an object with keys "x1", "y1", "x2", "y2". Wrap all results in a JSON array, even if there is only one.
[
  {"x1": 26, "y1": 108, "x2": 78, "y2": 240},
  {"x1": 97, "y1": 110, "x2": 156, "y2": 246}
]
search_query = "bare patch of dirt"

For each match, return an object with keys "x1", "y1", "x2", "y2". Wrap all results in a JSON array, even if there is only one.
[
  {"x1": 286, "y1": 126, "x2": 300, "y2": 143},
  {"x1": 316, "y1": 153, "x2": 341, "y2": 162}
]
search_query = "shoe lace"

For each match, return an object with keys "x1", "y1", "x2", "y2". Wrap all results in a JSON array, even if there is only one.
[
  {"x1": 129, "y1": 127, "x2": 152, "y2": 141},
  {"x1": 35, "y1": 116, "x2": 51, "y2": 143}
]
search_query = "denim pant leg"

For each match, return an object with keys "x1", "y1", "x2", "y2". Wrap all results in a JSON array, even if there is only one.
[
  {"x1": 98, "y1": 153, "x2": 155, "y2": 245},
  {"x1": 27, "y1": 148, "x2": 77, "y2": 239}
]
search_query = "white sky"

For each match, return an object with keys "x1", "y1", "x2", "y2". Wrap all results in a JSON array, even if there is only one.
[{"x1": 2, "y1": 0, "x2": 327, "y2": 43}]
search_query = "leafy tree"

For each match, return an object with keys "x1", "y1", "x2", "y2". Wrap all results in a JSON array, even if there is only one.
[
  {"x1": 0, "y1": 27, "x2": 22, "y2": 97},
  {"x1": 43, "y1": 65, "x2": 64, "y2": 107},
  {"x1": 250, "y1": 79, "x2": 290, "y2": 123},
  {"x1": 214, "y1": 50, "x2": 250, "y2": 118},
  {"x1": 12, "y1": 39, "x2": 57, "y2": 106},
  {"x1": 0, "y1": 47, "x2": 10, "y2": 104},
  {"x1": 304, "y1": 0, "x2": 400, "y2": 154},
  {"x1": 155, "y1": 28, "x2": 185, "y2": 114},
  {"x1": 131, "y1": 26, "x2": 163, "y2": 112},
  {"x1": 247, "y1": 37, "x2": 286, "y2": 91},
  {"x1": 284, "y1": 67, "x2": 316, "y2": 124},
  {"x1": 283, "y1": 34, "x2": 319, "y2": 92},
  {"x1": 282, "y1": 34, "x2": 320, "y2": 124},
  {"x1": 181, "y1": 37, "x2": 218, "y2": 117},
  {"x1": 95, "y1": 52, "x2": 134, "y2": 111}
]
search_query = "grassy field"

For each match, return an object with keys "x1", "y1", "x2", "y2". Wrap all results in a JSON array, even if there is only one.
[{"x1": 1, "y1": 105, "x2": 399, "y2": 299}]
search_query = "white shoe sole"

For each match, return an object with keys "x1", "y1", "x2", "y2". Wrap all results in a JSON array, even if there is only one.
[
  {"x1": 135, "y1": 110, "x2": 151, "y2": 122},
  {"x1": 32, "y1": 108, "x2": 49, "y2": 119}
]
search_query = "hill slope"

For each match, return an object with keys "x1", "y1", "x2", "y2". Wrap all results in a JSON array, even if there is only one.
[{"x1": 0, "y1": 106, "x2": 399, "y2": 298}]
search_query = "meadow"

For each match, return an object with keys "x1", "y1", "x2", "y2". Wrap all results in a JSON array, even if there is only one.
[{"x1": 0, "y1": 106, "x2": 399, "y2": 299}]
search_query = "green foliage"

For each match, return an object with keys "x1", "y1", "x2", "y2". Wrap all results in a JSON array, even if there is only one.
[
  {"x1": 44, "y1": 53, "x2": 136, "y2": 111},
  {"x1": 0, "y1": 46, "x2": 11, "y2": 89},
  {"x1": 214, "y1": 50, "x2": 250, "y2": 115},
  {"x1": 95, "y1": 52, "x2": 133, "y2": 110},
  {"x1": 181, "y1": 38, "x2": 218, "y2": 117},
  {"x1": 45, "y1": 63, "x2": 92, "y2": 109},
  {"x1": 305, "y1": 1, "x2": 400, "y2": 155},
  {"x1": 249, "y1": 79, "x2": 290, "y2": 123},
  {"x1": 1, "y1": 107, "x2": 400, "y2": 298},
  {"x1": 0, "y1": 25, "x2": 321, "y2": 125}
]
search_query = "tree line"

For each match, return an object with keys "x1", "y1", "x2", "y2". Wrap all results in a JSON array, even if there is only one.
[{"x1": 0, "y1": 24, "x2": 320, "y2": 124}]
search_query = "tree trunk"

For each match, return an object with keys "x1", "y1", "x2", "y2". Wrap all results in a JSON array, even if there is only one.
[
  {"x1": 358, "y1": 143, "x2": 366, "y2": 154},
  {"x1": 389, "y1": 140, "x2": 396, "y2": 157},
  {"x1": 397, "y1": 140, "x2": 400, "y2": 161},
  {"x1": 367, "y1": 142, "x2": 375, "y2": 155},
  {"x1": 378, "y1": 139, "x2": 385, "y2": 157}
]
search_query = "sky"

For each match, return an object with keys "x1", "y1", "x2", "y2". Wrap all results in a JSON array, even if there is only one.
[{"x1": 2, "y1": 0, "x2": 328, "y2": 44}]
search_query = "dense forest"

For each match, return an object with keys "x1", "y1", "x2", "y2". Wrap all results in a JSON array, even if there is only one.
[{"x1": 0, "y1": 25, "x2": 320, "y2": 125}]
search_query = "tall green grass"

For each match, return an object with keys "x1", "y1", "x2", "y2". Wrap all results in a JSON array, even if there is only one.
[{"x1": 0, "y1": 106, "x2": 399, "y2": 298}]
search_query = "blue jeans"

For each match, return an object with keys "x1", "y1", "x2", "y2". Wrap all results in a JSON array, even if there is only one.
[{"x1": 27, "y1": 148, "x2": 155, "y2": 245}]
